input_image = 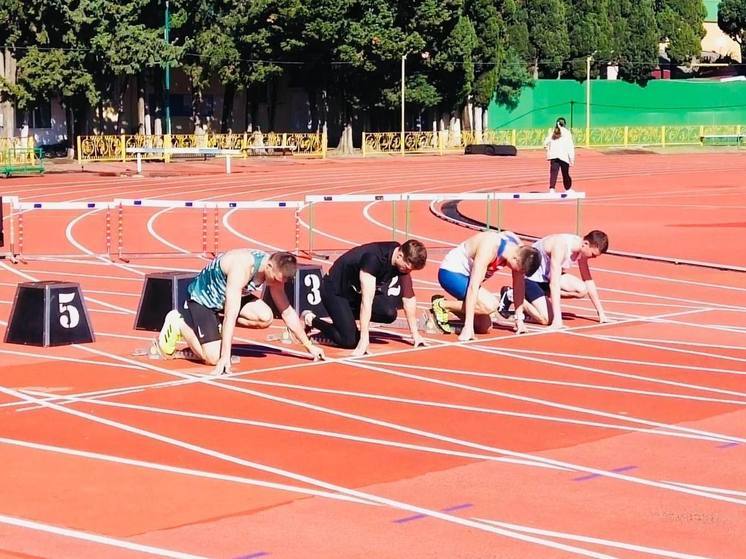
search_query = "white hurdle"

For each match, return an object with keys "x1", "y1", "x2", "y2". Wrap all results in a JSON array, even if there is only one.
[
  {"x1": 3, "y1": 192, "x2": 584, "y2": 262},
  {"x1": 303, "y1": 191, "x2": 586, "y2": 255}
]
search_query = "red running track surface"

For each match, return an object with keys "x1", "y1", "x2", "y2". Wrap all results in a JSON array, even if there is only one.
[{"x1": 0, "y1": 150, "x2": 744, "y2": 558}]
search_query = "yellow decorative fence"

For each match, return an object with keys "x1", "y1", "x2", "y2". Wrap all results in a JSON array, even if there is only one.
[
  {"x1": 77, "y1": 131, "x2": 326, "y2": 163},
  {"x1": 363, "y1": 125, "x2": 746, "y2": 155}
]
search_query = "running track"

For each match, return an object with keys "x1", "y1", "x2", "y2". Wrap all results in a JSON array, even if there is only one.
[{"x1": 0, "y1": 150, "x2": 744, "y2": 558}]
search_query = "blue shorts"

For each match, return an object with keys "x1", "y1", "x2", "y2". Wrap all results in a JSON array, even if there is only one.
[
  {"x1": 525, "y1": 279, "x2": 550, "y2": 303},
  {"x1": 438, "y1": 268, "x2": 470, "y2": 300}
]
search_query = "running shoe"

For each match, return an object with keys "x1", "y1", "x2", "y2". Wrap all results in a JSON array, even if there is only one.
[
  {"x1": 430, "y1": 295, "x2": 453, "y2": 334},
  {"x1": 300, "y1": 310, "x2": 316, "y2": 334},
  {"x1": 311, "y1": 333, "x2": 335, "y2": 346},
  {"x1": 497, "y1": 286, "x2": 513, "y2": 319},
  {"x1": 158, "y1": 310, "x2": 183, "y2": 356}
]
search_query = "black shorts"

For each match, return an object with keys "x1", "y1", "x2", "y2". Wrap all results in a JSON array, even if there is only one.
[
  {"x1": 182, "y1": 294, "x2": 256, "y2": 345},
  {"x1": 525, "y1": 279, "x2": 550, "y2": 303}
]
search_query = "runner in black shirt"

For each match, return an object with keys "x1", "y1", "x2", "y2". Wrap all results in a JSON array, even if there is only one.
[{"x1": 303, "y1": 240, "x2": 428, "y2": 355}]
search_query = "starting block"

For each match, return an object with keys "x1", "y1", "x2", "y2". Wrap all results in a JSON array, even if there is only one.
[
  {"x1": 263, "y1": 264, "x2": 328, "y2": 319},
  {"x1": 4, "y1": 281, "x2": 94, "y2": 346},
  {"x1": 134, "y1": 271, "x2": 196, "y2": 331}
]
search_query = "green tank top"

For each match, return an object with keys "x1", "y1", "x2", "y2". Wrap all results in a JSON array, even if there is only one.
[{"x1": 187, "y1": 250, "x2": 267, "y2": 310}]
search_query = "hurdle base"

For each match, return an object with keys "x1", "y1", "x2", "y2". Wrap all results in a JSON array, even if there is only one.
[{"x1": 295, "y1": 249, "x2": 330, "y2": 261}]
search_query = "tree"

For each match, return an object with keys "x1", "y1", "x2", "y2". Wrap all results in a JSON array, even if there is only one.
[
  {"x1": 88, "y1": 0, "x2": 166, "y2": 133},
  {"x1": 654, "y1": 0, "x2": 706, "y2": 64},
  {"x1": 524, "y1": 0, "x2": 570, "y2": 78},
  {"x1": 563, "y1": 0, "x2": 614, "y2": 80},
  {"x1": 493, "y1": 0, "x2": 533, "y2": 109},
  {"x1": 718, "y1": 0, "x2": 746, "y2": 61},
  {"x1": 610, "y1": 0, "x2": 659, "y2": 84}
]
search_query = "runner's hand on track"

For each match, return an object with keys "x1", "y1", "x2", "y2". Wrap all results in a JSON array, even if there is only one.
[{"x1": 212, "y1": 355, "x2": 232, "y2": 376}]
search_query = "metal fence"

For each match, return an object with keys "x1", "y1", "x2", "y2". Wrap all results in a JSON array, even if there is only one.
[
  {"x1": 362, "y1": 125, "x2": 745, "y2": 155},
  {"x1": 76, "y1": 131, "x2": 326, "y2": 163}
]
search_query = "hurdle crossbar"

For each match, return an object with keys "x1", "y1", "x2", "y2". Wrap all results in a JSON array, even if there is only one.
[{"x1": 302, "y1": 191, "x2": 585, "y2": 252}]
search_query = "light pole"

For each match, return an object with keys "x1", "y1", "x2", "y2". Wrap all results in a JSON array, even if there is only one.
[
  {"x1": 401, "y1": 54, "x2": 406, "y2": 155},
  {"x1": 164, "y1": 0, "x2": 172, "y2": 135},
  {"x1": 400, "y1": 51, "x2": 429, "y2": 155},
  {"x1": 585, "y1": 51, "x2": 596, "y2": 148}
]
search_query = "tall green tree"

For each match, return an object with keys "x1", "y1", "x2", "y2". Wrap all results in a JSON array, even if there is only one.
[
  {"x1": 563, "y1": 0, "x2": 614, "y2": 80},
  {"x1": 493, "y1": 0, "x2": 532, "y2": 109},
  {"x1": 88, "y1": 0, "x2": 166, "y2": 133},
  {"x1": 525, "y1": 0, "x2": 570, "y2": 78},
  {"x1": 654, "y1": 0, "x2": 706, "y2": 63},
  {"x1": 611, "y1": 0, "x2": 659, "y2": 84},
  {"x1": 718, "y1": 0, "x2": 746, "y2": 60}
]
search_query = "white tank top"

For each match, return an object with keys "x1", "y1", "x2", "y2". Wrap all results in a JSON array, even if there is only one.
[
  {"x1": 440, "y1": 231, "x2": 520, "y2": 277},
  {"x1": 528, "y1": 234, "x2": 580, "y2": 283}
]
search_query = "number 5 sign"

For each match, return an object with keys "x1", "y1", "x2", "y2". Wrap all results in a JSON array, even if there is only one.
[{"x1": 5, "y1": 281, "x2": 95, "y2": 346}]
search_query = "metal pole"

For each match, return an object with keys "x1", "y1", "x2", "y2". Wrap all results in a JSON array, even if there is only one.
[
  {"x1": 404, "y1": 195, "x2": 410, "y2": 240},
  {"x1": 485, "y1": 194, "x2": 491, "y2": 231},
  {"x1": 585, "y1": 56, "x2": 591, "y2": 148},
  {"x1": 307, "y1": 203, "x2": 313, "y2": 255},
  {"x1": 401, "y1": 55, "x2": 405, "y2": 156},
  {"x1": 392, "y1": 200, "x2": 398, "y2": 241},
  {"x1": 164, "y1": 0, "x2": 172, "y2": 135}
]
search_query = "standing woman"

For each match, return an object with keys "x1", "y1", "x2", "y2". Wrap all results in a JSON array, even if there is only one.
[{"x1": 545, "y1": 117, "x2": 575, "y2": 192}]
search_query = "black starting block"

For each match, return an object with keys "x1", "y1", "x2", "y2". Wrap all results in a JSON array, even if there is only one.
[
  {"x1": 134, "y1": 271, "x2": 196, "y2": 331},
  {"x1": 4, "y1": 281, "x2": 94, "y2": 346},
  {"x1": 263, "y1": 264, "x2": 328, "y2": 319}
]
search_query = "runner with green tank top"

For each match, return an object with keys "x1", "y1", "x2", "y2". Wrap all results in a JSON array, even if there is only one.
[{"x1": 157, "y1": 248, "x2": 324, "y2": 375}]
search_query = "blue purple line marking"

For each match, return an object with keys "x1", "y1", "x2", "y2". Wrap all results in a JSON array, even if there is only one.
[
  {"x1": 393, "y1": 503, "x2": 473, "y2": 524},
  {"x1": 573, "y1": 465, "x2": 638, "y2": 481}
]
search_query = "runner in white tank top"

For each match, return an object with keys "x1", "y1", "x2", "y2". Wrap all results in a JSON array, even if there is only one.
[
  {"x1": 432, "y1": 231, "x2": 541, "y2": 339},
  {"x1": 520, "y1": 231, "x2": 610, "y2": 329}
]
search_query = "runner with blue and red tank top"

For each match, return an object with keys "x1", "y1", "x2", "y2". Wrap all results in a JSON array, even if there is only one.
[{"x1": 431, "y1": 230, "x2": 541, "y2": 340}]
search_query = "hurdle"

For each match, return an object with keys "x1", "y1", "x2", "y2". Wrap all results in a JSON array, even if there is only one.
[
  {"x1": 2, "y1": 197, "x2": 303, "y2": 261},
  {"x1": 301, "y1": 191, "x2": 586, "y2": 257},
  {"x1": 113, "y1": 199, "x2": 304, "y2": 261},
  {"x1": 1, "y1": 192, "x2": 585, "y2": 263},
  {"x1": 8, "y1": 199, "x2": 117, "y2": 261}
]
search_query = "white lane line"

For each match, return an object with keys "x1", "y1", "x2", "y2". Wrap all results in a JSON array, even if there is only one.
[
  {"x1": 600, "y1": 334, "x2": 746, "y2": 352},
  {"x1": 491, "y1": 344, "x2": 746, "y2": 379},
  {"x1": 572, "y1": 332, "x2": 746, "y2": 368},
  {"x1": 0, "y1": 385, "x2": 617, "y2": 557},
  {"x1": 367, "y1": 359, "x2": 746, "y2": 405},
  {"x1": 473, "y1": 517, "x2": 710, "y2": 559},
  {"x1": 347, "y1": 359, "x2": 744, "y2": 446},
  {"x1": 0, "y1": 436, "x2": 373, "y2": 505},
  {"x1": 20, "y1": 391, "x2": 567, "y2": 473},
  {"x1": 233, "y1": 377, "x2": 729, "y2": 444},
  {"x1": 65, "y1": 208, "x2": 146, "y2": 276},
  {"x1": 75, "y1": 345, "x2": 746, "y2": 505},
  {"x1": 664, "y1": 480, "x2": 746, "y2": 498},
  {"x1": 0, "y1": 513, "x2": 206, "y2": 559},
  {"x1": 0, "y1": 348, "x2": 145, "y2": 371}
]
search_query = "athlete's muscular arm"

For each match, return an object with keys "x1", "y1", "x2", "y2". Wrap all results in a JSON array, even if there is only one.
[
  {"x1": 460, "y1": 236, "x2": 498, "y2": 341},
  {"x1": 215, "y1": 253, "x2": 251, "y2": 374},
  {"x1": 270, "y1": 283, "x2": 325, "y2": 359},
  {"x1": 546, "y1": 237, "x2": 567, "y2": 328},
  {"x1": 578, "y1": 257, "x2": 608, "y2": 323},
  {"x1": 352, "y1": 270, "x2": 377, "y2": 356}
]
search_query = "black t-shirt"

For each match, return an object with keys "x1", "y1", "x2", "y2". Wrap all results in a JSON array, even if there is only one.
[{"x1": 326, "y1": 241, "x2": 415, "y2": 299}]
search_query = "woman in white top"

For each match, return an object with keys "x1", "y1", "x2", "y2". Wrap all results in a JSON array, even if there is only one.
[{"x1": 544, "y1": 117, "x2": 575, "y2": 192}]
